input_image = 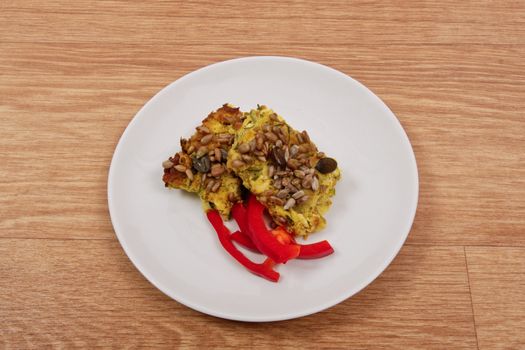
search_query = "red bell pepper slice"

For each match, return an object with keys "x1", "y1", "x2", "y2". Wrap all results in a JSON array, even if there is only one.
[
  {"x1": 231, "y1": 230, "x2": 260, "y2": 252},
  {"x1": 246, "y1": 195, "x2": 300, "y2": 264},
  {"x1": 269, "y1": 226, "x2": 333, "y2": 258},
  {"x1": 231, "y1": 229, "x2": 334, "y2": 260},
  {"x1": 296, "y1": 240, "x2": 334, "y2": 259},
  {"x1": 231, "y1": 202, "x2": 250, "y2": 237},
  {"x1": 206, "y1": 210, "x2": 279, "y2": 282}
]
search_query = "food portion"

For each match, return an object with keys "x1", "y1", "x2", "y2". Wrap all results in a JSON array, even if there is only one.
[
  {"x1": 162, "y1": 104, "x2": 340, "y2": 282},
  {"x1": 227, "y1": 105, "x2": 341, "y2": 236},
  {"x1": 162, "y1": 104, "x2": 244, "y2": 217}
]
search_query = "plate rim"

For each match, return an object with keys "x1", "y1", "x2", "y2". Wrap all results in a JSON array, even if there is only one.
[{"x1": 107, "y1": 55, "x2": 419, "y2": 322}]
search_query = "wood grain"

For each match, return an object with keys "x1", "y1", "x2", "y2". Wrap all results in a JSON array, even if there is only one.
[
  {"x1": 1, "y1": 42, "x2": 523, "y2": 244},
  {"x1": 1, "y1": 0, "x2": 525, "y2": 348},
  {"x1": 1, "y1": 1, "x2": 524, "y2": 44},
  {"x1": 466, "y1": 247, "x2": 525, "y2": 350},
  {"x1": 0, "y1": 242, "x2": 477, "y2": 349}
]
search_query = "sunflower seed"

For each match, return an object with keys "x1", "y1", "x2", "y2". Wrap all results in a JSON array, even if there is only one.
[
  {"x1": 212, "y1": 180, "x2": 221, "y2": 192},
  {"x1": 301, "y1": 130, "x2": 311, "y2": 143},
  {"x1": 280, "y1": 125, "x2": 288, "y2": 136},
  {"x1": 265, "y1": 132, "x2": 278, "y2": 142},
  {"x1": 292, "y1": 190, "x2": 305, "y2": 199},
  {"x1": 198, "y1": 125, "x2": 210, "y2": 134},
  {"x1": 232, "y1": 159, "x2": 246, "y2": 168},
  {"x1": 294, "y1": 170, "x2": 305, "y2": 178},
  {"x1": 174, "y1": 164, "x2": 186, "y2": 172},
  {"x1": 276, "y1": 189, "x2": 289, "y2": 199},
  {"x1": 269, "y1": 196, "x2": 284, "y2": 206},
  {"x1": 284, "y1": 146, "x2": 290, "y2": 162},
  {"x1": 275, "y1": 139, "x2": 283, "y2": 148},
  {"x1": 249, "y1": 139, "x2": 256, "y2": 152},
  {"x1": 286, "y1": 159, "x2": 299, "y2": 170},
  {"x1": 302, "y1": 174, "x2": 313, "y2": 188},
  {"x1": 185, "y1": 169, "x2": 194, "y2": 180},
  {"x1": 278, "y1": 131, "x2": 287, "y2": 143},
  {"x1": 214, "y1": 148, "x2": 222, "y2": 162},
  {"x1": 283, "y1": 198, "x2": 296, "y2": 210},
  {"x1": 263, "y1": 189, "x2": 275, "y2": 197},
  {"x1": 297, "y1": 153, "x2": 309, "y2": 160},
  {"x1": 217, "y1": 135, "x2": 232, "y2": 144},
  {"x1": 196, "y1": 146, "x2": 208, "y2": 158},
  {"x1": 268, "y1": 165, "x2": 275, "y2": 178},
  {"x1": 206, "y1": 179, "x2": 215, "y2": 191},
  {"x1": 290, "y1": 144, "x2": 299, "y2": 157},
  {"x1": 241, "y1": 154, "x2": 253, "y2": 162},
  {"x1": 297, "y1": 195, "x2": 309, "y2": 204},
  {"x1": 162, "y1": 160, "x2": 174, "y2": 169},
  {"x1": 237, "y1": 143, "x2": 250, "y2": 153},
  {"x1": 200, "y1": 134, "x2": 213, "y2": 145},
  {"x1": 263, "y1": 142, "x2": 269, "y2": 156},
  {"x1": 298, "y1": 144, "x2": 310, "y2": 154},
  {"x1": 311, "y1": 176, "x2": 319, "y2": 191},
  {"x1": 287, "y1": 184, "x2": 299, "y2": 193},
  {"x1": 210, "y1": 164, "x2": 225, "y2": 177}
]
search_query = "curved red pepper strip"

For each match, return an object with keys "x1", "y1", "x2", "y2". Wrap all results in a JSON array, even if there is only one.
[
  {"x1": 296, "y1": 240, "x2": 334, "y2": 259},
  {"x1": 231, "y1": 230, "x2": 334, "y2": 259},
  {"x1": 206, "y1": 210, "x2": 279, "y2": 282},
  {"x1": 231, "y1": 203, "x2": 250, "y2": 237},
  {"x1": 246, "y1": 195, "x2": 300, "y2": 264},
  {"x1": 231, "y1": 230, "x2": 260, "y2": 252}
]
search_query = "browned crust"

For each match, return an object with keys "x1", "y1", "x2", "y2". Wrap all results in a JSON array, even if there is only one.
[{"x1": 162, "y1": 104, "x2": 244, "y2": 190}]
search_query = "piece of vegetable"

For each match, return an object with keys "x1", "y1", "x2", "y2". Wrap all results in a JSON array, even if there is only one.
[
  {"x1": 231, "y1": 202, "x2": 249, "y2": 237},
  {"x1": 206, "y1": 210, "x2": 279, "y2": 282},
  {"x1": 271, "y1": 226, "x2": 295, "y2": 245},
  {"x1": 231, "y1": 230, "x2": 260, "y2": 252},
  {"x1": 296, "y1": 240, "x2": 334, "y2": 259},
  {"x1": 231, "y1": 229, "x2": 334, "y2": 260},
  {"x1": 246, "y1": 195, "x2": 300, "y2": 264}
]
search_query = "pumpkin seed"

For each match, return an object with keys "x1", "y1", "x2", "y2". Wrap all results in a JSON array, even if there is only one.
[
  {"x1": 192, "y1": 155, "x2": 211, "y2": 173},
  {"x1": 315, "y1": 157, "x2": 338, "y2": 174}
]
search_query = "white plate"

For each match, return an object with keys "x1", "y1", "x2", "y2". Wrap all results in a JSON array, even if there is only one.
[{"x1": 108, "y1": 56, "x2": 418, "y2": 322}]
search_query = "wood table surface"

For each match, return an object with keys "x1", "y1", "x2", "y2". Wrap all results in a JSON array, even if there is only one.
[{"x1": 1, "y1": 1, "x2": 524, "y2": 349}]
